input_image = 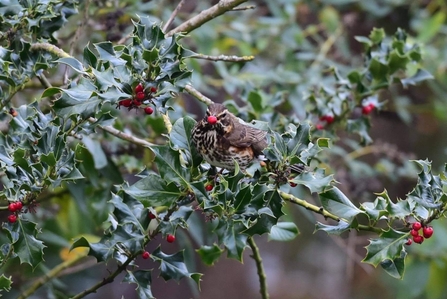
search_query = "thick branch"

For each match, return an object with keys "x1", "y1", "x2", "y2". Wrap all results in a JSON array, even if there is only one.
[
  {"x1": 166, "y1": 0, "x2": 248, "y2": 37},
  {"x1": 247, "y1": 237, "x2": 269, "y2": 299},
  {"x1": 190, "y1": 53, "x2": 254, "y2": 62},
  {"x1": 184, "y1": 84, "x2": 214, "y2": 106}
]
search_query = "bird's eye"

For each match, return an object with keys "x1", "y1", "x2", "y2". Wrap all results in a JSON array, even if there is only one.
[{"x1": 221, "y1": 112, "x2": 227, "y2": 118}]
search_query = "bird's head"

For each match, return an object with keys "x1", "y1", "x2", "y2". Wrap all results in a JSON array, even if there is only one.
[{"x1": 204, "y1": 103, "x2": 234, "y2": 134}]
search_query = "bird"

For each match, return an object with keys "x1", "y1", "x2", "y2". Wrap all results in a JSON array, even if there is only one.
[{"x1": 191, "y1": 103, "x2": 267, "y2": 171}]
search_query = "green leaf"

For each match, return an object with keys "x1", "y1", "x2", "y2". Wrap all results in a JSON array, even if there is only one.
[
  {"x1": 3, "y1": 220, "x2": 45, "y2": 269},
  {"x1": 151, "y1": 145, "x2": 190, "y2": 187},
  {"x1": 368, "y1": 58, "x2": 389, "y2": 81},
  {"x1": 407, "y1": 160, "x2": 443, "y2": 208},
  {"x1": 401, "y1": 69, "x2": 433, "y2": 88},
  {"x1": 215, "y1": 220, "x2": 247, "y2": 261},
  {"x1": 346, "y1": 118, "x2": 372, "y2": 145},
  {"x1": 56, "y1": 57, "x2": 87, "y2": 75},
  {"x1": 123, "y1": 173, "x2": 182, "y2": 207},
  {"x1": 94, "y1": 42, "x2": 126, "y2": 66},
  {"x1": 315, "y1": 220, "x2": 350, "y2": 235},
  {"x1": 123, "y1": 270, "x2": 154, "y2": 299},
  {"x1": 152, "y1": 246, "x2": 202, "y2": 285},
  {"x1": 319, "y1": 187, "x2": 364, "y2": 221},
  {"x1": 290, "y1": 169, "x2": 334, "y2": 193},
  {"x1": 170, "y1": 116, "x2": 202, "y2": 168},
  {"x1": 380, "y1": 250, "x2": 406, "y2": 279},
  {"x1": 0, "y1": 274, "x2": 12, "y2": 293},
  {"x1": 109, "y1": 193, "x2": 149, "y2": 231},
  {"x1": 268, "y1": 222, "x2": 299, "y2": 241},
  {"x1": 82, "y1": 136, "x2": 107, "y2": 169},
  {"x1": 196, "y1": 244, "x2": 223, "y2": 266},
  {"x1": 248, "y1": 90, "x2": 263, "y2": 112},
  {"x1": 369, "y1": 27, "x2": 385, "y2": 44},
  {"x1": 363, "y1": 228, "x2": 407, "y2": 267}
]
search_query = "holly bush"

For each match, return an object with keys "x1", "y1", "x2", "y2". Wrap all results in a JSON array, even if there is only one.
[{"x1": 1, "y1": 1, "x2": 447, "y2": 298}]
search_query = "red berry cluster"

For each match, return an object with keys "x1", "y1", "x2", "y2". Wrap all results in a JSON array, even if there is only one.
[
  {"x1": 7, "y1": 201, "x2": 23, "y2": 223},
  {"x1": 117, "y1": 83, "x2": 157, "y2": 115},
  {"x1": 362, "y1": 103, "x2": 375, "y2": 115},
  {"x1": 406, "y1": 221, "x2": 434, "y2": 245},
  {"x1": 315, "y1": 114, "x2": 335, "y2": 130}
]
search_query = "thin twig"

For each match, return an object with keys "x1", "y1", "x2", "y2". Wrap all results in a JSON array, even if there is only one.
[
  {"x1": 70, "y1": 254, "x2": 136, "y2": 299},
  {"x1": 190, "y1": 53, "x2": 254, "y2": 62},
  {"x1": 18, "y1": 255, "x2": 87, "y2": 299},
  {"x1": 247, "y1": 237, "x2": 269, "y2": 299},
  {"x1": 279, "y1": 190, "x2": 340, "y2": 221},
  {"x1": 184, "y1": 84, "x2": 214, "y2": 106},
  {"x1": 166, "y1": 0, "x2": 248, "y2": 37},
  {"x1": 231, "y1": 5, "x2": 256, "y2": 11},
  {"x1": 87, "y1": 117, "x2": 155, "y2": 148},
  {"x1": 163, "y1": 0, "x2": 186, "y2": 33}
]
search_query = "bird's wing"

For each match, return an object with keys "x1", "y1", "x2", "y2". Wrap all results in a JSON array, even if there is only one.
[{"x1": 225, "y1": 122, "x2": 267, "y2": 151}]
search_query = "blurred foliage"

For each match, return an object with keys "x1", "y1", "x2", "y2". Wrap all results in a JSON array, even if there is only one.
[{"x1": 1, "y1": 0, "x2": 447, "y2": 299}]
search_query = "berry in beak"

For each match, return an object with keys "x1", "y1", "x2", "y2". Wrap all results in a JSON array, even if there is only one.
[{"x1": 207, "y1": 115, "x2": 217, "y2": 125}]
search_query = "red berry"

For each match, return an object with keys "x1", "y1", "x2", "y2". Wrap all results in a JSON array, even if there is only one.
[
  {"x1": 205, "y1": 184, "x2": 213, "y2": 192},
  {"x1": 133, "y1": 100, "x2": 142, "y2": 106},
  {"x1": 289, "y1": 182, "x2": 297, "y2": 187},
  {"x1": 136, "y1": 92, "x2": 145, "y2": 101},
  {"x1": 413, "y1": 235, "x2": 424, "y2": 244},
  {"x1": 410, "y1": 229, "x2": 419, "y2": 237},
  {"x1": 148, "y1": 211, "x2": 156, "y2": 219},
  {"x1": 144, "y1": 107, "x2": 154, "y2": 115},
  {"x1": 142, "y1": 251, "x2": 150, "y2": 259},
  {"x1": 8, "y1": 214, "x2": 17, "y2": 223},
  {"x1": 412, "y1": 222, "x2": 422, "y2": 231},
  {"x1": 150, "y1": 87, "x2": 157, "y2": 93},
  {"x1": 8, "y1": 203, "x2": 16, "y2": 212},
  {"x1": 422, "y1": 226, "x2": 434, "y2": 239},
  {"x1": 135, "y1": 83, "x2": 144, "y2": 93},
  {"x1": 362, "y1": 104, "x2": 375, "y2": 115},
  {"x1": 14, "y1": 202, "x2": 23, "y2": 212},
  {"x1": 207, "y1": 115, "x2": 217, "y2": 125},
  {"x1": 405, "y1": 239, "x2": 412, "y2": 246},
  {"x1": 166, "y1": 234, "x2": 176, "y2": 243},
  {"x1": 315, "y1": 124, "x2": 324, "y2": 130},
  {"x1": 119, "y1": 99, "x2": 132, "y2": 107}
]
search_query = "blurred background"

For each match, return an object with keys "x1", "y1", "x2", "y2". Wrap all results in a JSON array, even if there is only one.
[{"x1": 3, "y1": 0, "x2": 447, "y2": 298}]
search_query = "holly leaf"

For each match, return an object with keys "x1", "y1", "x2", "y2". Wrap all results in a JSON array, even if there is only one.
[
  {"x1": 363, "y1": 228, "x2": 407, "y2": 268},
  {"x1": 2, "y1": 220, "x2": 45, "y2": 269},
  {"x1": 215, "y1": 220, "x2": 248, "y2": 261},
  {"x1": 196, "y1": 244, "x2": 223, "y2": 266},
  {"x1": 150, "y1": 145, "x2": 190, "y2": 187},
  {"x1": 401, "y1": 69, "x2": 433, "y2": 88},
  {"x1": 109, "y1": 193, "x2": 149, "y2": 231},
  {"x1": 123, "y1": 270, "x2": 154, "y2": 299},
  {"x1": 170, "y1": 116, "x2": 202, "y2": 168},
  {"x1": 152, "y1": 246, "x2": 202, "y2": 285},
  {"x1": 319, "y1": 187, "x2": 364, "y2": 221},
  {"x1": 380, "y1": 250, "x2": 407, "y2": 279},
  {"x1": 315, "y1": 220, "x2": 351, "y2": 235},
  {"x1": 290, "y1": 169, "x2": 334, "y2": 193},
  {"x1": 268, "y1": 222, "x2": 299, "y2": 241},
  {"x1": 0, "y1": 274, "x2": 12, "y2": 293},
  {"x1": 123, "y1": 173, "x2": 182, "y2": 207}
]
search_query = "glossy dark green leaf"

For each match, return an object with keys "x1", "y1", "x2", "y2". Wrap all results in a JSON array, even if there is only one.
[
  {"x1": 268, "y1": 222, "x2": 299, "y2": 241},
  {"x1": 123, "y1": 173, "x2": 182, "y2": 206},
  {"x1": 320, "y1": 187, "x2": 364, "y2": 221},
  {"x1": 94, "y1": 42, "x2": 126, "y2": 66},
  {"x1": 380, "y1": 250, "x2": 406, "y2": 279},
  {"x1": 152, "y1": 246, "x2": 202, "y2": 285},
  {"x1": 363, "y1": 228, "x2": 407, "y2": 268},
  {"x1": 151, "y1": 145, "x2": 190, "y2": 187},
  {"x1": 0, "y1": 274, "x2": 12, "y2": 293},
  {"x1": 196, "y1": 244, "x2": 223, "y2": 266},
  {"x1": 170, "y1": 116, "x2": 202, "y2": 167},
  {"x1": 290, "y1": 169, "x2": 334, "y2": 193},
  {"x1": 215, "y1": 220, "x2": 247, "y2": 261},
  {"x1": 315, "y1": 220, "x2": 351, "y2": 235},
  {"x1": 248, "y1": 90, "x2": 263, "y2": 112},
  {"x1": 56, "y1": 57, "x2": 87, "y2": 74},
  {"x1": 109, "y1": 193, "x2": 149, "y2": 231},
  {"x1": 123, "y1": 270, "x2": 154, "y2": 299}
]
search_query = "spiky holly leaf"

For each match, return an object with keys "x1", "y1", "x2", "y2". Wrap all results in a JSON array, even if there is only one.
[
  {"x1": 290, "y1": 169, "x2": 334, "y2": 193},
  {"x1": 319, "y1": 187, "x2": 364, "y2": 221},
  {"x1": 2, "y1": 220, "x2": 45, "y2": 269},
  {"x1": 401, "y1": 69, "x2": 433, "y2": 88},
  {"x1": 151, "y1": 145, "x2": 190, "y2": 187},
  {"x1": 152, "y1": 246, "x2": 202, "y2": 285},
  {"x1": 170, "y1": 116, "x2": 202, "y2": 168},
  {"x1": 363, "y1": 228, "x2": 407, "y2": 268},
  {"x1": 0, "y1": 274, "x2": 12, "y2": 294},
  {"x1": 109, "y1": 193, "x2": 150, "y2": 231},
  {"x1": 315, "y1": 220, "x2": 351, "y2": 235},
  {"x1": 268, "y1": 222, "x2": 299, "y2": 241},
  {"x1": 196, "y1": 244, "x2": 223, "y2": 266},
  {"x1": 157, "y1": 206, "x2": 194, "y2": 235},
  {"x1": 215, "y1": 220, "x2": 248, "y2": 261},
  {"x1": 380, "y1": 250, "x2": 407, "y2": 279},
  {"x1": 123, "y1": 270, "x2": 154, "y2": 299},
  {"x1": 123, "y1": 173, "x2": 182, "y2": 207}
]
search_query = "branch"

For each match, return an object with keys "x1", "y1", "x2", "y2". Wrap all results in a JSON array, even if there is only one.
[
  {"x1": 247, "y1": 237, "x2": 269, "y2": 299},
  {"x1": 279, "y1": 190, "x2": 340, "y2": 221},
  {"x1": 184, "y1": 84, "x2": 214, "y2": 106},
  {"x1": 166, "y1": 0, "x2": 248, "y2": 37},
  {"x1": 30, "y1": 42, "x2": 71, "y2": 58},
  {"x1": 163, "y1": 0, "x2": 186, "y2": 33},
  {"x1": 18, "y1": 255, "x2": 86, "y2": 299},
  {"x1": 71, "y1": 254, "x2": 136, "y2": 299},
  {"x1": 87, "y1": 117, "x2": 155, "y2": 148},
  {"x1": 189, "y1": 53, "x2": 254, "y2": 62}
]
